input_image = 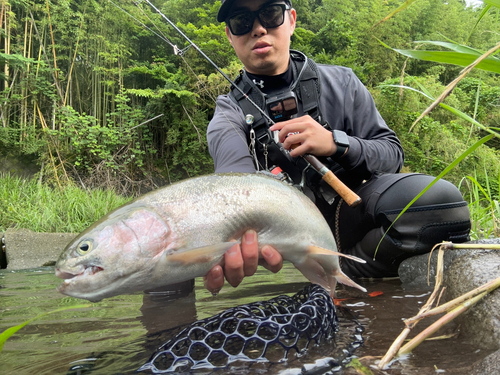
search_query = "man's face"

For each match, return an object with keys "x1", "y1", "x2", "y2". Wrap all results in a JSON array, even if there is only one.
[{"x1": 225, "y1": 0, "x2": 296, "y2": 76}]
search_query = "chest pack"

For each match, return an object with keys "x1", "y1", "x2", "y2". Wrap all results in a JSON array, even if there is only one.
[{"x1": 228, "y1": 51, "x2": 327, "y2": 188}]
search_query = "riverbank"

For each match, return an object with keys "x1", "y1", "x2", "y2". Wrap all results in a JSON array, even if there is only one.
[{"x1": 1, "y1": 228, "x2": 76, "y2": 270}]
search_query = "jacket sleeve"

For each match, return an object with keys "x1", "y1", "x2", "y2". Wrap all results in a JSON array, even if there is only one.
[
  {"x1": 319, "y1": 66, "x2": 404, "y2": 184},
  {"x1": 207, "y1": 95, "x2": 256, "y2": 173}
]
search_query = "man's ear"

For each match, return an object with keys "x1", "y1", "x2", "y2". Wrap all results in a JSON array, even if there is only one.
[
  {"x1": 289, "y1": 9, "x2": 297, "y2": 35},
  {"x1": 225, "y1": 26, "x2": 233, "y2": 45}
]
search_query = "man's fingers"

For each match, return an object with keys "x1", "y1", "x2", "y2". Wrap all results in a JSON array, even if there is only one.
[
  {"x1": 241, "y1": 230, "x2": 259, "y2": 276},
  {"x1": 203, "y1": 265, "x2": 224, "y2": 294},
  {"x1": 260, "y1": 245, "x2": 283, "y2": 273},
  {"x1": 224, "y1": 244, "x2": 245, "y2": 287}
]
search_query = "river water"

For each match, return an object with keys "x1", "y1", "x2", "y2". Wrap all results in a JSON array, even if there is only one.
[{"x1": 0, "y1": 264, "x2": 489, "y2": 374}]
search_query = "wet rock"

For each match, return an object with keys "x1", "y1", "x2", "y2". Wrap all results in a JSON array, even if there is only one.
[
  {"x1": 398, "y1": 247, "x2": 470, "y2": 287},
  {"x1": 443, "y1": 239, "x2": 500, "y2": 351},
  {"x1": 4, "y1": 228, "x2": 76, "y2": 270},
  {"x1": 469, "y1": 349, "x2": 500, "y2": 375}
]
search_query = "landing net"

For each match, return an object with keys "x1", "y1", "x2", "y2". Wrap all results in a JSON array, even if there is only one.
[{"x1": 140, "y1": 284, "x2": 339, "y2": 373}]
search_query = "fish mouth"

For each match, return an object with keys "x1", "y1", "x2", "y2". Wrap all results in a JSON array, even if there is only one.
[{"x1": 55, "y1": 265, "x2": 104, "y2": 283}]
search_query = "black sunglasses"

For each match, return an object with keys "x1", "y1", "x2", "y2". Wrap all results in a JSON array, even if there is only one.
[{"x1": 226, "y1": 3, "x2": 291, "y2": 36}]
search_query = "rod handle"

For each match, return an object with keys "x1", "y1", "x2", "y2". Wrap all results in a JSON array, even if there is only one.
[
  {"x1": 322, "y1": 170, "x2": 362, "y2": 207},
  {"x1": 301, "y1": 153, "x2": 362, "y2": 207}
]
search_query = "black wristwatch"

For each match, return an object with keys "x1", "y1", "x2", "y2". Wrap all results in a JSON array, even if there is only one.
[{"x1": 332, "y1": 130, "x2": 349, "y2": 159}]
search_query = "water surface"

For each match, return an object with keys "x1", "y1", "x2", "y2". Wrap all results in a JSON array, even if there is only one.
[{"x1": 0, "y1": 265, "x2": 489, "y2": 374}]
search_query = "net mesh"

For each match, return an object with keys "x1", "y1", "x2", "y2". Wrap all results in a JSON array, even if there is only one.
[{"x1": 140, "y1": 284, "x2": 340, "y2": 373}]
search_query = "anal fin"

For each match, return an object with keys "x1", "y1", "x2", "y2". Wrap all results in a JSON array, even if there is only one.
[{"x1": 307, "y1": 245, "x2": 367, "y2": 294}]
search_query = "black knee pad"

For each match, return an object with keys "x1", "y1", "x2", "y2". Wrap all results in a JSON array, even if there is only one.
[{"x1": 377, "y1": 174, "x2": 471, "y2": 252}]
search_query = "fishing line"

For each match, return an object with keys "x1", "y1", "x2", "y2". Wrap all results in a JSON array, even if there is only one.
[
  {"x1": 108, "y1": 0, "x2": 361, "y2": 205},
  {"x1": 107, "y1": 0, "x2": 173, "y2": 47},
  {"x1": 139, "y1": 0, "x2": 277, "y2": 127},
  {"x1": 108, "y1": 0, "x2": 263, "y2": 168}
]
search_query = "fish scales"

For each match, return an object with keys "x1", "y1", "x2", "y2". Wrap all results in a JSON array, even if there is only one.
[
  {"x1": 139, "y1": 174, "x2": 316, "y2": 248},
  {"x1": 55, "y1": 173, "x2": 366, "y2": 301}
]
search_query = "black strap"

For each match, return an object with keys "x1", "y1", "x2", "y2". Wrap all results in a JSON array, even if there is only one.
[{"x1": 228, "y1": 52, "x2": 326, "y2": 186}]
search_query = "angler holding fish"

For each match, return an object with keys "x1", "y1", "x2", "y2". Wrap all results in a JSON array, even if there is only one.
[
  {"x1": 55, "y1": 0, "x2": 472, "y2": 302},
  {"x1": 204, "y1": 0, "x2": 472, "y2": 293}
]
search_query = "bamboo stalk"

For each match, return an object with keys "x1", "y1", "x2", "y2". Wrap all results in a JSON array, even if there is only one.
[
  {"x1": 36, "y1": 103, "x2": 61, "y2": 188},
  {"x1": 64, "y1": 7, "x2": 87, "y2": 107},
  {"x1": 45, "y1": 0, "x2": 58, "y2": 80},
  {"x1": 29, "y1": 10, "x2": 64, "y2": 101},
  {"x1": 4, "y1": 1, "x2": 10, "y2": 91},
  {"x1": 36, "y1": 103, "x2": 70, "y2": 186}
]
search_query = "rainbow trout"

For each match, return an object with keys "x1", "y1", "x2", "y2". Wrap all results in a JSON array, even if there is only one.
[{"x1": 55, "y1": 173, "x2": 366, "y2": 301}]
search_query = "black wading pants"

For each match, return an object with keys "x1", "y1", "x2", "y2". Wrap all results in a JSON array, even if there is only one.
[{"x1": 320, "y1": 173, "x2": 471, "y2": 278}]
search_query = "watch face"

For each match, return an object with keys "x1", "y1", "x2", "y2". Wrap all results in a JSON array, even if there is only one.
[{"x1": 334, "y1": 130, "x2": 349, "y2": 147}]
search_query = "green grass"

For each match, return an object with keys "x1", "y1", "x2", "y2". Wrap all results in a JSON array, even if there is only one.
[
  {"x1": 1, "y1": 171, "x2": 497, "y2": 240},
  {"x1": 461, "y1": 169, "x2": 500, "y2": 240},
  {"x1": 0, "y1": 173, "x2": 132, "y2": 233}
]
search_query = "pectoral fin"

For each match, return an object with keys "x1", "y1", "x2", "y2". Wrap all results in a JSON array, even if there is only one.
[{"x1": 167, "y1": 242, "x2": 237, "y2": 265}]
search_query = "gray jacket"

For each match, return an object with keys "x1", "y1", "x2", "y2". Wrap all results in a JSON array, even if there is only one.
[{"x1": 207, "y1": 64, "x2": 403, "y2": 194}]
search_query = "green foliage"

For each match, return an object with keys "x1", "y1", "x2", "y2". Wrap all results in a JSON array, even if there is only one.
[
  {"x1": 1, "y1": 0, "x2": 499, "y2": 214},
  {"x1": 461, "y1": 169, "x2": 500, "y2": 239},
  {"x1": 373, "y1": 74, "x2": 500, "y2": 187},
  {"x1": 0, "y1": 173, "x2": 131, "y2": 233}
]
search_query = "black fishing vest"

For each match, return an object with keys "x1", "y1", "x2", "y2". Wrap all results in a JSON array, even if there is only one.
[{"x1": 228, "y1": 51, "x2": 328, "y2": 193}]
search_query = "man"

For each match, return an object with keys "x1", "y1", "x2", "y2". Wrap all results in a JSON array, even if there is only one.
[{"x1": 204, "y1": 0, "x2": 471, "y2": 294}]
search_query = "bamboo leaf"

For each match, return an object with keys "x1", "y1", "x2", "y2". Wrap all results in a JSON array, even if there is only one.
[
  {"x1": 373, "y1": 0, "x2": 420, "y2": 28},
  {"x1": 468, "y1": 5, "x2": 492, "y2": 43},
  {"x1": 391, "y1": 50, "x2": 500, "y2": 74},
  {"x1": 484, "y1": 0, "x2": 500, "y2": 8},
  {"x1": 413, "y1": 40, "x2": 485, "y2": 55},
  {"x1": 0, "y1": 304, "x2": 91, "y2": 352}
]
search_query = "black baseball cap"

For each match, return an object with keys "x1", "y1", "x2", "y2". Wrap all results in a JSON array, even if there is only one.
[{"x1": 217, "y1": 0, "x2": 292, "y2": 22}]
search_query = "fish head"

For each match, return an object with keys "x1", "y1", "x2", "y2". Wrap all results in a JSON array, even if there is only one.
[{"x1": 55, "y1": 205, "x2": 174, "y2": 302}]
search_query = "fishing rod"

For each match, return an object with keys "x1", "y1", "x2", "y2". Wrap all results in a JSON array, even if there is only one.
[{"x1": 138, "y1": 0, "x2": 361, "y2": 207}]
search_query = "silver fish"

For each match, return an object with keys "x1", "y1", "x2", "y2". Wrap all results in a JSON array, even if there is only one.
[{"x1": 55, "y1": 173, "x2": 366, "y2": 302}]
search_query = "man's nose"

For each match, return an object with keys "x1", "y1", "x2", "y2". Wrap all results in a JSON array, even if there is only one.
[{"x1": 251, "y1": 17, "x2": 267, "y2": 36}]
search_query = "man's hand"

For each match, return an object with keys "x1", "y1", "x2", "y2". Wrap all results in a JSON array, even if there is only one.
[
  {"x1": 203, "y1": 230, "x2": 283, "y2": 294},
  {"x1": 270, "y1": 115, "x2": 336, "y2": 158}
]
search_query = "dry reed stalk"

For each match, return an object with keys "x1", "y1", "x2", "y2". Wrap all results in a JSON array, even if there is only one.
[
  {"x1": 378, "y1": 242, "x2": 500, "y2": 369},
  {"x1": 377, "y1": 246, "x2": 445, "y2": 368},
  {"x1": 398, "y1": 291, "x2": 488, "y2": 355},
  {"x1": 405, "y1": 275, "x2": 500, "y2": 325},
  {"x1": 409, "y1": 41, "x2": 500, "y2": 132}
]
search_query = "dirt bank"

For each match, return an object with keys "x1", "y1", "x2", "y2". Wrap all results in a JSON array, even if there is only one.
[{"x1": 1, "y1": 228, "x2": 76, "y2": 270}]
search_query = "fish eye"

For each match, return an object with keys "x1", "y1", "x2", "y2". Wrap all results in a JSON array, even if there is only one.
[{"x1": 77, "y1": 240, "x2": 93, "y2": 255}]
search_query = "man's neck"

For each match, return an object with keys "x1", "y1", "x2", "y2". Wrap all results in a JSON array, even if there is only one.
[{"x1": 245, "y1": 61, "x2": 293, "y2": 94}]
